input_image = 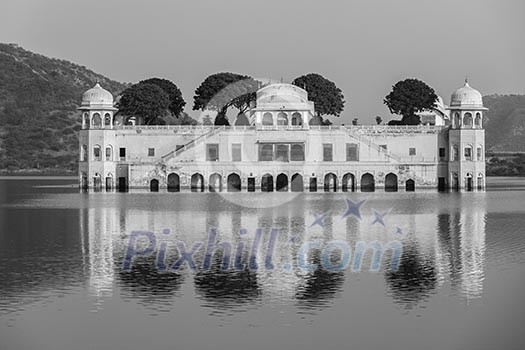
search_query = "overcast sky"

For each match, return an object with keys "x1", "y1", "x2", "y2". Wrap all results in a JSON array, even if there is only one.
[{"x1": 1, "y1": 0, "x2": 524, "y2": 124}]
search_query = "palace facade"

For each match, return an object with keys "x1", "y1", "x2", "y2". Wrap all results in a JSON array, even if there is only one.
[{"x1": 78, "y1": 81, "x2": 487, "y2": 192}]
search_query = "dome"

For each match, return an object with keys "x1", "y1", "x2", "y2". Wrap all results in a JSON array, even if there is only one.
[
  {"x1": 257, "y1": 83, "x2": 309, "y2": 104},
  {"x1": 450, "y1": 81, "x2": 483, "y2": 107},
  {"x1": 81, "y1": 83, "x2": 114, "y2": 107}
]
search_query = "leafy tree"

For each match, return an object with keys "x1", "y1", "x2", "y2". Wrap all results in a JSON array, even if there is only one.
[
  {"x1": 384, "y1": 78, "x2": 438, "y2": 125},
  {"x1": 193, "y1": 72, "x2": 259, "y2": 124},
  {"x1": 375, "y1": 116, "x2": 383, "y2": 125},
  {"x1": 214, "y1": 112, "x2": 230, "y2": 126},
  {"x1": 139, "y1": 78, "x2": 186, "y2": 116},
  {"x1": 166, "y1": 112, "x2": 198, "y2": 125},
  {"x1": 234, "y1": 112, "x2": 250, "y2": 126},
  {"x1": 352, "y1": 118, "x2": 358, "y2": 125},
  {"x1": 292, "y1": 73, "x2": 345, "y2": 118},
  {"x1": 117, "y1": 83, "x2": 170, "y2": 125}
]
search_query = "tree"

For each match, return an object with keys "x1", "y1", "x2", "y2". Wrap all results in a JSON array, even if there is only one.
[
  {"x1": 214, "y1": 112, "x2": 230, "y2": 126},
  {"x1": 167, "y1": 112, "x2": 198, "y2": 125},
  {"x1": 384, "y1": 78, "x2": 438, "y2": 125},
  {"x1": 139, "y1": 78, "x2": 186, "y2": 117},
  {"x1": 234, "y1": 112, "x2": 250, "y2": 126},
  {"x1": 292, "y1": 73, "x2": 345, "y2": 119},
  {"x1": 193, "y1": 72, "x2": 259, "y2": 124},
  {"x1": 117, "y1": 83, "x2": 170, "y2": 125},
  {"x1": 352, "y1": 118, "x2": 358, "y2": 125},
  {"x1": 375, "y1": 116, "x2": 383, "y2": 125}
]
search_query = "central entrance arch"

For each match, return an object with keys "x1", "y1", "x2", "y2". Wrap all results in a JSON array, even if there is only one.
[
  {"x1": 227, "y1": 173, "x2": 241, "y2": 192},
  {"x1": 342, "y1": 173, "x2": 355, "y2": 192},
  {"x1": 276, "y1": 173, "x2": 288, "y2": 192},
  {"x1": 361, "y1": 173, "x2": 375, "y2": 192}
]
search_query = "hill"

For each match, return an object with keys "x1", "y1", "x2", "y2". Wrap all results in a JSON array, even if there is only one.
[
  {"x1": 0, "y1": 43, "x2": 126, "y2": 174},
  {"x1": 483, "y1": 94, "x2": 525, "y2": 152}
]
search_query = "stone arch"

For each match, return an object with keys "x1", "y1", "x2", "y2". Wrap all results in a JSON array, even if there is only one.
[
  {"x1": 92, "y1": 113, "x2": 102, "y2": 128},
  {"x1": 104, "y1": 113, "x2": 112, "y2": 127},
  {"x1": 361, "y1": 173, "x2": 375, "y2": 192},
  {"x1": 93, "y1": 144, "x2": 101, "y2": 161},
  {"x1": 261, "y1": 173, "x2": 274, "y2": 192},
  {"x1": 81, "y1": 144, "x2": 88, "y2": 162},
  {"x1": 291, "y1": 112, "x2": 302, "y2": 126},
  {"x1": 405, "y1": 179, "x2": 415, "y2": 192},
  {"x1": 191, "y1": 173, "x2": 204, "y2": 192},
  {"x1": 276, "y1": 173, "x2": 288, "y2": 192},
  {"x1": 167, "y1": 173, "x2": 180, "y2": 192},
  {"x1": 385, "y1": 173, "x2": 398, "y2": 192},
  {"x1": 291, "y1": 173, "x2": 303, "y2": 192},
  {"x1": 477, "y1": 172, "x2": 484, "y2": 190},
  {"x1": 453, "y1": 113, "x2": 460, "y2": 128},
  {"x1": 277, "y1": 112, "x2": 288, "y2": 126},
  {"x1": 209, "y1": 173, "x2": 222, "y2": 192},
  {"x1": 150, "y1": 179, "x2": 159, "y2": 192},
  {"x1": 324, "y1": 173, "x2": 337, "y2": 192},
  {"x1": 227, "y1": 173, "x2": 241, "y2": 192},
  {"x1": 475, "y1": 112, "x2": 482, "y2": 128},
  {"x1": 262, "y1": 112, "x2": 273, "y2": 125},
  {"x1": 105, "y1": 145, "x2": 113, "y2": 161},
  {"x1": 83, "y1": 113, "x2": 90, "y2": 128},
  {"x1": 463, "y1": 112, "x2": 473, "y2": 128},
  {"x1": 342, "y1": 173, "x2": 356, "y2": 192}
]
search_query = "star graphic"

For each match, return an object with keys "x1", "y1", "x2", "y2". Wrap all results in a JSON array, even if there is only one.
[
  {"x1": 394, "y1": 226, "x2": 405, "y2": 236},
  {"x1": 371, "y1": 209, "x2": 389, "y2": 226},
  {"x1": 310, "y1": 210, "x2": 331, "y2": 228},
  {"x1": 341, "y1": 198, "x2": 366, "y2": 220}
]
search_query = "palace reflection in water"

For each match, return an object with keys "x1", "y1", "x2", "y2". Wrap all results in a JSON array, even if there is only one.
[{"x1": 78, "y1": 191, "x2": 487, "y2": 313}]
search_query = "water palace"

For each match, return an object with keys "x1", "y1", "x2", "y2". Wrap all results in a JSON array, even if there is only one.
[{"x1": 78, "y1": 81, "x2": 486, "y2": 192}]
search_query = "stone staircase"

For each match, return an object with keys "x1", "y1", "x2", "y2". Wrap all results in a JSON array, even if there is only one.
[
  {"x1": 341, "y1": 127, "x2": 402, "y2": 163},
  {"x1": 161, "y1": 126, "x2": 226, "y2": 162}
]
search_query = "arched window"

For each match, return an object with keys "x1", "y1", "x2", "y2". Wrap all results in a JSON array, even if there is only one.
[
  {"x1": 475, "y1": 113, "x2": 482, "y2": 128},
  {"x1": 291, "y1": 112, "x2": 302, "y2": 126},
  {"x1": 259, "y1": 144, "x2": 273, "y2": 161},
  {"x1": 105, "y1": 145, "x2": 113, "y2": 161},
  {"x1": 277, "y1": 112, "x2": 288, "y2": 126},
  {"x1": 453, "y1": 113, "x2": 460, "y2": 128},
  {"x1": 464, "y1": 145, "x2": 473, "y2": 161},
  {"x1": 83, "y1": 113, "x2": 89, "y2": 129},
  {"x1": 93, "y1": 145, "x2": 101, "y2": 161},
  {"x1": 477, "y1": 145, "x2": 483, "y2": 161},
  {"x1": 262, "y1": 112, "x2": 273, "y2": 125},
  {"x1": 104, "y1": 113, "x2": 112, "y2": 127},
  {"x1": 81, "y1": 145, "x2": 88, "y2": 162},
  {"x1": 92, "y1": 113, "x2": 102, "y2": 128},
  {"x1": 452, "y1": 144, "x2": 459, "y2": 161},
  {"x1": 463, "y1": 112, "x2": 473, "y2": 128}
]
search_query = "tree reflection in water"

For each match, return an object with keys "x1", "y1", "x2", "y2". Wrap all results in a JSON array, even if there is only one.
[
  {"x1": 117, "y1": 255, "x2": 184, "y2": 312},
  {"x1": 193, "y1": 253, "x2": 261, "y2": 313},
  {"x1": 385, "y1": 244, "x2": 437, "y2": 309},
  {"x1": 295, "y1": 250, "x2": 345, "y2": 310}
]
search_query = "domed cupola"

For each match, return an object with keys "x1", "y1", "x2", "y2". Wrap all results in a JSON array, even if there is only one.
[
  {"x1": 81, "y1": 83, "x2": 115, "y2": 108},
  {"x1": 450, "y1": 79, "x2": 483, "y2": 108}
]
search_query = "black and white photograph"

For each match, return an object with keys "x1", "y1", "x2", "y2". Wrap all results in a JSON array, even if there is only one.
[{"x1": 1, "y1": 1, "x2": 525, "y2": 349}]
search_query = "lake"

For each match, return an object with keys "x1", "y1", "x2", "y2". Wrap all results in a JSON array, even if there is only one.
[{"x1": 1, "y1": 176, "x2": 525, "y2": 350}]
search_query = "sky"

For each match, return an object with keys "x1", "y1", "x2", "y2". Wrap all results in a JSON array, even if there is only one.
[{"x1": 1, "y1": 0, "x2": 524, "y2": 124}]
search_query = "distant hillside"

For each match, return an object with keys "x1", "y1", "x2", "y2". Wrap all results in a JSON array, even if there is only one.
[
  {"x1": 0, "y1": 43, "x2": 126, "y2": 174},
  {"x1": 483, "y1": 94, "x2": 525, "y2": 152}
]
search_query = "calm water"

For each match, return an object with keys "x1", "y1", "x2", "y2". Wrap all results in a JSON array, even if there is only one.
[{"x1": 1, "y1": 177, "x2": 525, "y2": 350}]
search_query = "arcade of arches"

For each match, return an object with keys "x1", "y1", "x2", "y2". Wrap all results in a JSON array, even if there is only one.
[{"x1": 140, "y1": 172, "x2": 418, "y2": 193}]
